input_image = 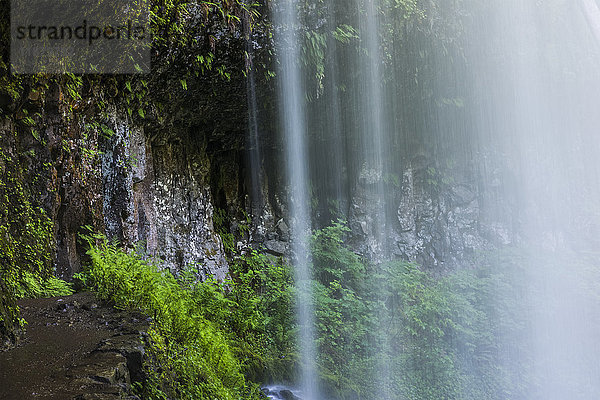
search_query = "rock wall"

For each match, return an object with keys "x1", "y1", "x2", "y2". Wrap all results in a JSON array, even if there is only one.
[
  {"x1": 100, "y1": 111, "x2": 231, "y2": 279},
  {"x1": 0, "y1": 80, "x2": 517, "y2": 284},
  {"x1": 0, "y1": 75, "x2": 517, "y2": 287},
  {"x1": 0, "y1": 85, "x2": 251, "y2": 280},
  {"x1": 344, "y1": 155, "x2": 515, "y2": 270},
  {"x1": 389, "y1": 159, "x2": 514, "y2": 269}
]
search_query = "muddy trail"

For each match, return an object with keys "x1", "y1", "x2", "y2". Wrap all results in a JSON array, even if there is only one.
[{"x1": 0, "y1": 292, "x2": 148, "y2": 400}]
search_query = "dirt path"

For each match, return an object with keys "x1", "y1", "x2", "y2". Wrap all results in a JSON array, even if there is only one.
[{"x1": 0, "y1": 293, "x2": 148, "y2": 400}]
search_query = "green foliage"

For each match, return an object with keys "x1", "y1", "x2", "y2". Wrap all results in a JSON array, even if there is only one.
[
  {"x1": 212, "y1": 208, "x2": 297, "y2": 381},
  {"x1": 120, "y1": 0, "x2": 256, "y2": 124},
  {"x1": 0, "y1": 144, "x2": 54, "y2": 342},
  {"x1": 13, "y1": 271, "x2": 74, "y2": 299},
  {"x1": 0, "y1": 280, "x2": 20, "y2": 348},
  {"x1": 213, "y1": 208, "x2": 236, "y2": 253},
  {"x1": 79, "y1": 235, "x2": 295, "y2": 398},
  {"x1": 308, "y1": 222, "x2": 532, "y2": 400},
  {"x1": 0, "y1": 0, "x2": 257, "y2": 135},
  {"x1": 80, "y1": 237, "x2": 254, "y2": 399},
  {"x1": 311, "y1": 221, "x2": 365, "y2": 285},
  {"x1": 226, "y1": 248, "x2": 296, "y2": 382},
  {"x1": 0, "y1": 149, "x2": 54, "y2": 279},
  {"x1": 178, "y1": 253, "x2": 296, "y2": 383}
]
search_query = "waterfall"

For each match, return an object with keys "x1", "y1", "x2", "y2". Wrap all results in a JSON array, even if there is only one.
[
  {"x1": 273, "y1": 0, "x2": 320, "y2": 398},
  {"x1": 467, "y1": 1, "x2": 600, "y2": 398},
  {"x1": 315, "y1": 2, "x2": 346, "y2": 221},
  {"x1": 580, "y1": 0, "x2": 600, "y2": 43},
  {"x1": 270, "y1": 0, "x2": 600, "y2": 398},
  {"x1": 244, "y1": 6, "x2": 264, "y2": 220},
  {"x1": 274, "y1": 0, "x2": 393, "y2": 396},
  {"x1": 353, "y1": 0, "x2": 392, "y2": 396},
  {"x1": 354, "y1": 0, "x2": 387, "y2": 255}
]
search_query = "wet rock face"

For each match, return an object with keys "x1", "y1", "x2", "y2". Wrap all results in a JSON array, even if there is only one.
[
  {"x1": 102, "y1": 111, "x2": 137, "y2": 247},
  {"x1": 1, "y1": 77, "x2": 515, "y2": 282},
  {"x1": 348, "y1": 159, "x2": 514, "y2": 269},
  {"x1": 101, "y1": 111, "x2": 230, "y2": 280},
  {"x1": 2, "y1": 111, "x2": 104, "y2": 279},
  {"x1": 391, "y1": 166, "x2": 485, "y2": 267},
  {"x1": 0, "y1": 82, "x2": 262, "y2": 281},
  {"x1": 149, "y1": 131, "x2": 229, "y2": 279}
]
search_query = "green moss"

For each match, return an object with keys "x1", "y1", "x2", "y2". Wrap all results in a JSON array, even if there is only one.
[
  {"x1": 0, "y1": 280, "x2": 20, "y2": 349},
  {"x1": 0, "y1": 140, "x2": 54, "y2": 345}
]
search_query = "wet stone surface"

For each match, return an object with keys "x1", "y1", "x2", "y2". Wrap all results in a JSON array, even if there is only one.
[
  {"x1": 0, "y1": 292, "x2": 148, "y2": 400},
  {"x1": 262, "y1": 385, "x2": 304, "y2": 400}
]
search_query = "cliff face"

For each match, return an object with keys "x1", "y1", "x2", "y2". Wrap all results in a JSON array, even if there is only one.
[
  {"x1": 101, "y1": 110, "x2": 232, "y2": 279},
  {"x1": 0, "y1": 0, "x2": 519, "y2": 357},
  {"x1": 347, "y1": 157, "x2": 515, "y2": 270},
  {"x1": 0, "y1": 3, "x2": 519, "y2": 299},
  {"x1": 0, "y1": 78, "x2": 516, "y2": 280},
  {"x1": 0, "y1": 88, "x2": 245, "y2": 280},
  {"x1": 0, "y1": 67, "x2": 520, "y2": 352}
]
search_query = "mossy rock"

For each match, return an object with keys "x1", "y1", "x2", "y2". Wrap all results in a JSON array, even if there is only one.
[{"x1": 0, "y1": 279, "x2": 19, "y2": 350}]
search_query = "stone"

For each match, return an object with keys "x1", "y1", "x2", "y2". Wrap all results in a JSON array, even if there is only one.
[
  {"x1": 280, "y1": 389, "x2": 302, "y2": 400},
  {"x1": 448, "y1": 184, "x2": 476, "y2": 207},
  {"x1": 264, "y1": 240, "x2": 287, "y2": 256},
  {"x1": 94, "y1": 335, "x2": 146, "y2": 383},
  {"x1": 69, "y1": 352, "x2": 130, "y2": 385},
  {"x1": 275, "y1": 219, "x2": 290, "y2": 241}
]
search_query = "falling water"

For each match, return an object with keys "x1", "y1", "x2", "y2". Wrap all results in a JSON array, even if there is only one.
[
  {"x1": 271, "y1": 0, "x2": 600, "y2": 397},
  {"x1": 467, "y1": 0, "x2": 600, "y2": 398},
  {"x1": 313, "y1": 2, "x2": 346, "y2": 221},
  {"x1": 273, "y1": 0, "x2": 320, "y2": 398},
  {"x1": 244, "y1": 7, "x2": 263, "y2": 219},
  {"x1": 353, "y1": 0, "x2": 392, "y2": 395},
  {"x1": 354, "y1": 0, "x2": 387, "y2": 254},
  {"x1": 274, "y1": 0, "x2": 394, "y2": 395}
]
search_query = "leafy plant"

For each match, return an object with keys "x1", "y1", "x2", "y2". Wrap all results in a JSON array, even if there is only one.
[
  {"x1": 79, "y1": 236, "x2": 252, "y2": 399},
  {"x1": 0, "y1": 143, "x2": 54, "y2": 343},
  {"x1": 307, "y1": 221, "x2": 535, "y2": 400},
  {"x1": 13, "y1": 272, "x2": 74, "y2": 299},
  {"x1": 79, "y1": 233, "x2": 296, "y2": 398}
]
